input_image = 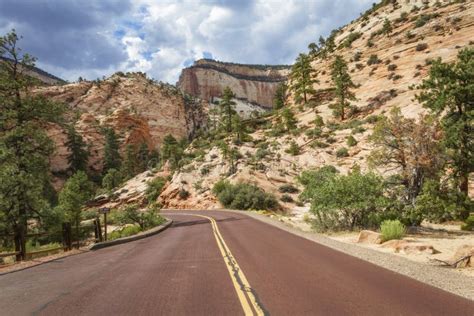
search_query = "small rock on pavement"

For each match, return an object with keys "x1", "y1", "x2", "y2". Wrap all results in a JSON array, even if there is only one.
[{"x1": 357, "y1": 230, "x2": 382, "y2": 244}]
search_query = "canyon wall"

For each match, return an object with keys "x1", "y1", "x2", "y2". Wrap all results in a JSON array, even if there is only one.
[{"x1": 177, "y1": 59, "x2": 290, "y2": 108}]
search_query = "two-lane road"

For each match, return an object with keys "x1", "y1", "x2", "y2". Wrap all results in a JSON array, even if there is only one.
[{"x1": 0, "y1": 210, "x2": 473, "y2": 315}]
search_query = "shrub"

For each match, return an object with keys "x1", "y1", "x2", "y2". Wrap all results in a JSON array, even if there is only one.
[
  {"x1": 346, "y1": 135, "x2": 357, "y2": 147},
  {"x1": 212, "y1": 181, "x2": 278, "y2": 210},
  {"x1": 305, "y1": 169, "x2": 387, "y2": 231},
  {"x1": 380, "y1": 220, "x2": 405, "y2": 241},
  {"x1": 200, "y1": 166, "x2": 210, "y2": 176},
  {"x1": 280, "y1": 194, "x2": 294, "y2": 203},
  {"x1": 278, "y1": 184, "x2": 299, "y2": 194},
  {"x1": 285, "y1": 141, "x2": 300, "y2": 156},
  {"x1": 145, "y1": 177, "x2": 167, "y2": 204},
  {"x1": 367, "y1": 54, "x2": 381, "y2": 65},
  {"x1": 342, "y1": 32, "x2": 362, "y2": 48},
  {"x1": 353, "y1": 51, "x2": 362, "y2": 62},
  {"x1": 116, "y1": 204, "x2": 165, "y2": 230},
  {"x1": 416, "y1": 43, "x2": 428, "y2": 51},
  {"x1": 387, "y1": 64, "x2": 397, "y2": 71},
  {"x1": 336, "y1": 147, "x2": 349, "y2": 157},
  {"x1": 461, "y1": 215, "x2": 474, "y2": 231},
  {"x1": 109, "y1": 225, "x2": 142, "y2": 241},
  {"x1": 179, "y1": 189, "x2": 190, "y2": 200}
]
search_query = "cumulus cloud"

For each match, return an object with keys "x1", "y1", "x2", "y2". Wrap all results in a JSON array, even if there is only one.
[{"x1": 0, "y1": 0, "x2": 373, "y2": 83}]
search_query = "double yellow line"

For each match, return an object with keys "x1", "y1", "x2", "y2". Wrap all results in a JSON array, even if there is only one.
[{"x1": 167, "y1": 213, "x2": 265, "y2": 316}]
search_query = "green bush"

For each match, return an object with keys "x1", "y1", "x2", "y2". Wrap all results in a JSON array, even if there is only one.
[
  {"x1": 145, "y1": 177, "x2": 167, "y2": 204},
  {"x1": 336, "y1": 147, "x2": 349, "y2": 157},
  {"x1": 346, "y1": 135, "x2": 357, "y2": 147},
  {"x1": 109, "y1": 225, "x2": 142, "y2": 241},
  {"x1": 280, "y1": 194, "x2": 294, "y2": 203},
  {"x1": 461, "y1": 215, "x2": 474, "y2": 231},
  {"x1": 380, "y1": 220, "x2": 405, "y2": 242},
  {"x1": 367, "y1": 54, "x2": 381, "y2": 65},
  {"x1": 179, "y1": 189, "x2": 190, "y2": 199},
  {"x1": 278, "y1": 184, "x2": 299, "y2": 193},
  {"x1": 285, "y1": 141, "x2": 300, "y2": 156},
  {"x1": 302, "y1": 168, "x2": 387, "y2": 231},
  {"x1": 416, "y1": 43, "x2": 428, "y2": 51},
  {"x1": 212, "y1": 181, "x2": 278, "y2": 210},
  {"x1": 116, "y1": 204, "x2": 165, "y2": 230}
]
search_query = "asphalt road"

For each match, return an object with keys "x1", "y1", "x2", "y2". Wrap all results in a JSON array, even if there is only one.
[{"x1": 0, "y1": 210, "x2": 473, "y2": 315}]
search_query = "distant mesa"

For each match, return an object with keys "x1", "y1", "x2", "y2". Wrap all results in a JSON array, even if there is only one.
[{"x1": 177, "y1": 58, "x2": 290, "y2": 108}]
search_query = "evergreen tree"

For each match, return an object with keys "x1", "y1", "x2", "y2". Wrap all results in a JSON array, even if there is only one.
[
  {"x1": 0, "y1": 30, "x2": 65, "y2": 259},
  {"x1": 281, "y1": 107, "x2": 298, "y2": 131},
  {"x1": 290, "y1": 53, "x2": 318, "y2": 105},
  {"x1": 102, "y1": 168, "x2": 122, "y2": 191},
  {"x1": 161, "y1": 134, "x2": 183, "y2": 170},
  {"x1": 308, "y1": 42, "x2": 319, "y2": 57},
  {"x1": 219, "y1": 87, "x2": 236, "y2": 133},
  {"x1": 57, "y1": 171, "x2": 94, "y2": 247},
  {"x1": 416, "y1": 48, "x2": 473, "y2": 195},
  {"x1": 121, "y1": 144, "x2": 137, "y2": 180},
  {"x1": 273, "y1": 82, "x2": 287, "y2": 110},
  {"x1": 382, "y1": 18, "x2": 393, "y2": 35},
  {"x1": 137, "y1": 142, "x2": 150, "y2": 172},
  {"x1": 330, "y1": 55, "x2": 356, "y2": 120},
  {"x1": 103, "y1": 127, "x2": 121, "y2": 174},
  {"x1": 65, "y1": 125, "x2": 89, "y2": 174}
]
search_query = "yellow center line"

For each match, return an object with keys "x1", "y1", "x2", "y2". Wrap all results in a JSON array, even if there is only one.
[{"x1": 163, "y1": 213, "x2": 265, "y2": 316}]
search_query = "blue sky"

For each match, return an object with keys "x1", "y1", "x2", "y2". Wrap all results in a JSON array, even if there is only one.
[{"x1": 0, "y1": 0, "x2": 374, "y2": 83}]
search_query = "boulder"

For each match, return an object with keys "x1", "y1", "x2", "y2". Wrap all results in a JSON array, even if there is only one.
[
  {"x1": 357, "y1": 230, "x2": 382, "y2": 244},
  {"x1": 450, "y1": 245, "x2": 474, "y2": 268}
]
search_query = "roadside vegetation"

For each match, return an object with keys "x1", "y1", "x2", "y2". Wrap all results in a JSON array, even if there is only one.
[{"x1": 212, "y1": 180, "x2": 278, "y2": 211}]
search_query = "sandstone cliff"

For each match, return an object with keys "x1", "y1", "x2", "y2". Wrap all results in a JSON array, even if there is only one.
[
  {"x1": 177, "y1": 59, "x2": 290, "y2": 108},
  {"x1": 159, "y1": 0, "x2": 473, "y2": 209},
  {"x1": 34, "y1": 73, "x2": 207, "y2": 186}
]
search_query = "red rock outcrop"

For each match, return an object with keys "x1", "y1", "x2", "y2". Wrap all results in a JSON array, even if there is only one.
[
  {"x1": 177, "y1": 59, "x2": 290, "y2": 108},
  {"x1": 34, "y1": 73, "x2": 207, "y2": 183}
]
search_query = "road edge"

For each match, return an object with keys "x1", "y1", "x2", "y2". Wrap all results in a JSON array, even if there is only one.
[
  {"x1": 88, "y1": 218, "x2": 173, "y2": 250},
  {"x1": 166, "y1": 208, "x2": 474, "y2": 301}
]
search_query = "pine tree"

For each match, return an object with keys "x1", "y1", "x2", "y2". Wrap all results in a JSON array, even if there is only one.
[
  {"x1": 102, "y1": 168, "x2": 122, "y2": 191},
  {"x1": 308, "y1": 42, "x2": 319, "y2": 57},
  {"x1": 273, "y1": 82, "x2": 287, "y2": 110},
  {"x1": 290, "y1": 53, "x2": 318, "y2": 105},
  {"x1": 281, "y1": 107, "x2": 297, "y2": 132},
  {"x1": 57, "y1": 171, "x2": 94, "y2": 247},
  {"x1": 0, "y1": 30, "x2": 65, "y2": 259},
  {"x1": 382, "y1": 18, "x2": 393, "y2": 35},
  {"x1": 65, "y1": 125, "x2": 89, "y2": 174},
  {"x1": 161, "y1": 134, "x2": 183, "y2": 170},
  {"x1": 416, "y1": 48, "x2": 473, "y2": 195},
  {"x1": 103, "y1": 127, "x2": 121, "y2": 174},
  {"x1": 121, "y1": 144, "x2": 137, "y2": 180},
  {"x1": 219, "y1": 87, "x2": 236, "y2": 133},
  {"x1": 137, "y1": 142, "x2": 150, "y2": 172},
  {"x1": 330, "y1": 55, "x2": 356, "y2": 120}
]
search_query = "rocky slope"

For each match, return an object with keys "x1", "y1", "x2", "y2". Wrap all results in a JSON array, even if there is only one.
[
  {"x1": 159, "y1": 0, "x2": 473, "y2": 210},
  {"x1": 34, "y1": 72, "x2": 207, "y2": 187},
  {"x1": 177, "y1": 59, "x2": 290, "y2": 108}
]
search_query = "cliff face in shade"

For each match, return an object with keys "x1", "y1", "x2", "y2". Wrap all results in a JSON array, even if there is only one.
[
  {"x1": 177, "y1": 59, "x2": 290, "y2": 108},
  {"x1": 33, "y1": 73, "x2": 207, "y2": 188}
]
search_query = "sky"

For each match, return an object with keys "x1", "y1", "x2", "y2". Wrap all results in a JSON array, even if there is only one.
[{"x1": 0, "y1": 0, "x2": 374, "y2": 84}]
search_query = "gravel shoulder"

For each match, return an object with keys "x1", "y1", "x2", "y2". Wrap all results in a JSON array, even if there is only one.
[{"x1": 225, "y1": 209, "x2": 474, "y2": 301}]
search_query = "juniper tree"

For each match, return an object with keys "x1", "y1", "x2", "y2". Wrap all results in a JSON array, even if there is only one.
[
  {"x1": 290, "y1": 53, "x2": 318, "y2": 105},
  {"x1": 65, "y1": 125, "x2": 89, "y2": 174},
  {"x1": 416, "y1": 48, "x2": 473, "y2": 195},
  {"x1": 0, "y1": 30, "x2": 65, "y2": 259},
  {"x1": 137, "y1": 142, "x2": 150, "y2": 172},
  {"x1": 382, "y1": 18, "x2": 393, "y2": 35},
  {"x1": 330, "y1": 55, "x2": 356, "y2": 120}
]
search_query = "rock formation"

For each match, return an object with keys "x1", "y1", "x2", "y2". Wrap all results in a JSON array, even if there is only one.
[
  {"x1": 159, "y1": 0, "x2": 474, "y2": 209},
  {"x1": 34, "y1": 73, "x2": 207, "y2": 187},
  {"x1": 177, "y1": 59, "x2": 290, "y2": 108}
]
